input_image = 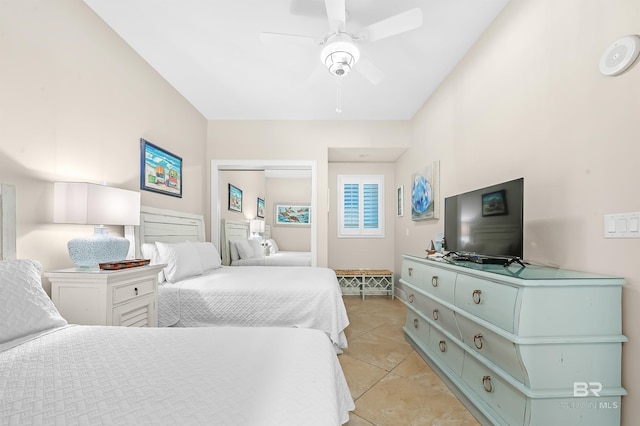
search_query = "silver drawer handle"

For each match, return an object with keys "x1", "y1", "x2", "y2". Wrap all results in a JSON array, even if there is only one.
[
  {"x1": 134, "y1": 287, "x2": 139, "y2": 296},
  {"x1": 408, "y1": 294, "x2": 415, "y2": 304},
  {"x1": 408, "y1": 267, "x2": 413, "y2": 276},
  {"x1": 472, "y1": 289, "x2": 482, "y2": 304},
  {"x1": 431, "y1": 276, "x2": 438, "y2": 287},
  {"x1": 482, "y1": 376, "x2": 493, "y2": 392},
  {"x1": 439, "y1": 340, "x2": 446, "y2": 352},
  {"x1": 413, "y1": 318, "x2": 419, "y2": 329},
  {"x1": 432, "y1": 309, "x2": 439, "y2": 321},
  {"x1": 473, "y1": 333, "x2": 484, "y2": 350}
]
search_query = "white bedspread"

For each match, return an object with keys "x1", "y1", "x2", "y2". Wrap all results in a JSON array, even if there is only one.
[
  {"x1": 0, "y1": 325, "x2": 354, "y2": 425},
  {"x1": 231, "y1": 251, "x2": 311, "y2": 266},
  {"x1": 158, "y1": 266, "x2": 349, "y2": 350}
]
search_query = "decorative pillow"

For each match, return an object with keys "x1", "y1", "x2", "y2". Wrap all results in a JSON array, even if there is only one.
[
  {"x1": 229, "y1": 241, "x2": 240, "y2": 262},
  {"x1": 0, "y1": 259, "x2": 67, "y2": 344},
  {"x1": 267, "y1": 238, "x2": 279, "y2": 254},
  {"x1": 191, "y1": 242, "x2": 222, "y2": 272},
  {"x1": 235, "y1": 239, "x2": 254, "y2": 260},
  {"x1": 155, "y1": 242, "x2": 203, "y2": 283},
  {"x1": 247, "y1": 239, "x2": 263, "y2": 258},
  {"x1": 141, "y1": 243, "x2": 166, "y2": 283}
]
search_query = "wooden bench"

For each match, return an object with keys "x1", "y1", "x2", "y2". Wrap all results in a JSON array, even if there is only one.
[{"x1": 333, "y1": 269, "x2": 394, "y2": 300}]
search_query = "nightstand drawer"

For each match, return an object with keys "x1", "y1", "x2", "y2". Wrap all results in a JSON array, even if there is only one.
[
  {"x1": 113, "y1": 279, "x2": 155, "y2": 305},
  {"x1": 113, "y1": 295, "x2": 155, "y2": 327}
]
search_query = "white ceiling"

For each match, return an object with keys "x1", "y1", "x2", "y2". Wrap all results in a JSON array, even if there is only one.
[{"x1": 83, "y1": 0, "x2": 509, "y2": 121}]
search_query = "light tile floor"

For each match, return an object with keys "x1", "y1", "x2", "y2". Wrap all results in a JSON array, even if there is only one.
[{"x1": 339, "y1": 296, "x2": 479, "y2": 426}]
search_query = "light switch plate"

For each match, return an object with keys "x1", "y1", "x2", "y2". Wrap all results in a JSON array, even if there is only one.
[{"x1": 604, "y1": 212, "x2": 640, "y2": 238}]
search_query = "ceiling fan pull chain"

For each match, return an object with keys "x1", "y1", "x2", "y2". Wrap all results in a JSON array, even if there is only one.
[{"x1": 336, "y1": 76, "x2": 342, "y2": 114}]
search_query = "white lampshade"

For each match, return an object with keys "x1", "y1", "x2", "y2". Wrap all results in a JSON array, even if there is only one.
[
  {"x1": 53, "y1": 182, "x2": 140, "y2": 226},
  {"x1": 53, "y1": 182, "x2": 141, "y2": 269},
  {"x1": 250, "y1": 219, "x2": 265, "y2": 234}
]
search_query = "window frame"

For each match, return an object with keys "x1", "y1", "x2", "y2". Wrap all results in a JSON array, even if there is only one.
[{"x1": 337, "y1": 174, "x2": 385, "y2": 238}]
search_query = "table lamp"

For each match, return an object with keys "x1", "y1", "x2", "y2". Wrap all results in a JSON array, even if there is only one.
[{"x1": 53, "y1": 182, "x2": 141, "y2": 269}]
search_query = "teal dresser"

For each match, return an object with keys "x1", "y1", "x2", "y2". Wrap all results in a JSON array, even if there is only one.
[{"x1": 401, "y1": 254, "x2": 626, "y2": 426}]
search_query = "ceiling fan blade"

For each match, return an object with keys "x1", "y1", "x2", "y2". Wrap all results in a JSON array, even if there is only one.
[
  {"x1": 356, "y1": 57, "x2": 385, "y2": 85},
  {"x1": 259, "y1": 32, "x2": 322, "y2": 46},
  {"x1": 324, "y1": 0, "x2": 346, "y2": 32},
  {"x1": 358, "y1": 8, "x2": 423, "y2": 42}
]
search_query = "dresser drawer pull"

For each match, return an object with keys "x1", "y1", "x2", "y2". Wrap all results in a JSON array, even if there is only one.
[
  {"x1": 134, "y1": 287, "x2": 139, "y2": 296},
  {"x1": 482, "y1": 376, "x2": 493, "y2": 392},
  {"x1": 408, "y1": 294, "x2": 415, "y2": 304},
  {"x1": 473, "y1": 333, "x2": 484, "y2": 349},
  {"x1": 438, "y1": 340, "x2": 447, "y2": 352},
  {"x1": 432, "y1": 309, "x2": 439, "y2": 321},
  {"x1": 472, "y1": 289, "x2": 482, "y2": 304},
  {"x1": 408, "y1": 267, "x2": 413, "y2": 276},
  {"x1": 431, "y1": 276, "x2": 438, "y2": 287},
  {"x1": 413, "y1": 318, "x2": 419, "y2": 329}
]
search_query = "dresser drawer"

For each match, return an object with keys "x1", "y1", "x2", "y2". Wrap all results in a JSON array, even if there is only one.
[
  {"x1": 417, "y1": 263, "x2": 457, "y2": 303},
  {"x1": 404, "y1": 308, "x2": 430, "y2": 345},
  {"x1": 428, "y1": 327, "x2": 464, "y2": 376},
  {"x1": 112, "y1": 279, "x2": 155, "y2": 305},
  {"x1": 461, "y1": 354, "x2": 526, "y2": 426},
  {"x1": 454, "y1": 274, "x2": 518, "y2": 332},
  {"x1": 406, "y1": 289, "x2": 459, "y2": 339},
  {"x1": 457, "y1": 315, "x2": 525, "y2": 383}
]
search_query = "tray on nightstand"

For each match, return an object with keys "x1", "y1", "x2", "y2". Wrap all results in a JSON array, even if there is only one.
[{"x1": 99, "y1": 259, "x2": 151, "y2": 270}]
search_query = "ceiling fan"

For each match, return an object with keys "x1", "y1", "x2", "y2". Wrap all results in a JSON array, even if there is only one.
[{"x1": 260, "y1": 0, "x2": 423, "y2": 88}]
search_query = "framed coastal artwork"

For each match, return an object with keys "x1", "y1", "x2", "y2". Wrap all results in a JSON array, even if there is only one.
[
  {"x1": 257, "y1": 198, "x2": 265, "y2": 218},
  {"x1": 228, "y1": 184, "x2": 243, "y2": 212},
  {"x1": 274, "y1": 203, "x2": 310, "y2": 226},
  {"x1": 411, "y1": 161, "x2": 440, "y2": 221},
  {"x1": 140, "y1": 138, "x2": 182, "y2": 198},
  {"x1": 482, "y1": 189, "x2": 508, "y2": 216}
]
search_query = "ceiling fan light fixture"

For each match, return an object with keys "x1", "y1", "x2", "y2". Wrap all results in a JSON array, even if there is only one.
[{"x1": 321, "y1": 40, "x2": 360, "y2": 77}]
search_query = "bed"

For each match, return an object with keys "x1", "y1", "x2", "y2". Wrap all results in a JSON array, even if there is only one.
[
  {"x1": 136, "y1": 207, "x2": 349, "y2": 351},
  {"x1": 0, "y1": 259, "x2": 354, "y2": 425},
  {"x1": 220, "y1": 219, "x2": 311, "y2": 266},
  {"x1": 0, "y1": 188, "x2": 353, "y2": 425}
]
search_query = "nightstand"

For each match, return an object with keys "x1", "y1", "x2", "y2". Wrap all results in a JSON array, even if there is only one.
[{"x1": 45, "y1": 264, "x2": 165, "y2": 327}]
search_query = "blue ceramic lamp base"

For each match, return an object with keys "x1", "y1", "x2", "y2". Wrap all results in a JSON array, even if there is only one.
[{"x1": 68, "y1": 226, "x2": 130, "y2": 269}]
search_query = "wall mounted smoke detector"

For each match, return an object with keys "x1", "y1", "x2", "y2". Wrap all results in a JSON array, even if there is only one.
[{"x1": 599, "y1": 35, "x2": 640, "y2": 76}]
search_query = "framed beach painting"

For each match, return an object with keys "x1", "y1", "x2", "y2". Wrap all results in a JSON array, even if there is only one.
[
  {"x1": 274, "y1": 203, "x2": 310, "y2": 226},
  {"x1": 411, "y1": 161, "x2": 440, "y2": 221},
  {"x1": 140, "y1": 139, "x2": 182, "y2": 198},
  {"x1": 257, "y1": 198, "x2": 265, "y2": 218},
  {"x1": 228, "y1": 184, "x2": 243, "y2": 212}
]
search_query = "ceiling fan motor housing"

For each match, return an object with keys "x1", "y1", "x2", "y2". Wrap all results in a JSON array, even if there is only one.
[{"x1": 321, "y1": 37, "x2": 360, "y2": 77}]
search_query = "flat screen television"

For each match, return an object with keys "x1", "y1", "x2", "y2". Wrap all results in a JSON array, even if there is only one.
[{"x1": 444, "y1": 178, "x2": 524, "y2": 260}]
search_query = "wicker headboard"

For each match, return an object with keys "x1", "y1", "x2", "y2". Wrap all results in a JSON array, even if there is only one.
[
  {"x1": 0, "y1": 183, "x2": 16, "y2": 260},
  {"x1": 220, "y1": 219, "x2": 250, "y2": 266},
  {"x1": 134, "y1": 206, "x2": 206, "y2": 257}
]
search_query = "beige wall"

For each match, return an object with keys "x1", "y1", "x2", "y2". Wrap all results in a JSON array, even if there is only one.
[
  {"x1": 328, "y1": 162, "x2": 395, "y2": 271},
  {"x1": 395, "y1": 0, "x2": 640, "y2": 423},
  {"x1": 0, "y1": 0, "x2": 207, "y2": 288},
  {"x1": 219, "y1": 170, "x2": 265, "y2": 222},
  {"x1": 266, "y1": 178, "x2": 311, "y2": 251},
  {"x1": 207, "y1": 121, "x2": 412, "y2": 266}
]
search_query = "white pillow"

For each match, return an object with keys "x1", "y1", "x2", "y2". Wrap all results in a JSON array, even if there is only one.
[
  {"x1": 235, "y1": 239, "x2": 254, "y2": 260},
  {"x1": 191, "y1": 242, "x2": 222, "y2": 272},
  {"x1": 248, "y1": 239, "x2": 263, "y2": 258},
  {"x1": 229, "y1": 241, "x2": 240, "y2": 262},
  {"x1": 0, "y1": 259, "x2": 67, "y2": 344},
  {"x1": 155, "y1": 242, "x2": 203, "y2": 283},
  {"x1": 267, "y1": 238, "x2": 279, "y2": 254},
  {"x1": 141, "y1": 243, "x2": 166, "y2": 283}
]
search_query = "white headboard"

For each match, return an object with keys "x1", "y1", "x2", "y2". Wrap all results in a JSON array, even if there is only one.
[
  {"x1": 135, "y1": 206, "x2": 206, "y2": 257},
  {"x1": 220, "y1": 219, "x2": 250, "y2": 266},
  {"x1": 0, "y1": 183, "x2": 16, "y2": 260}
]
